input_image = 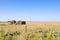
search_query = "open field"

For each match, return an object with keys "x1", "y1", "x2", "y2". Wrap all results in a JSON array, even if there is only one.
[{"x1": 0, "y1": 22, "x2": 60, "y2": 40}]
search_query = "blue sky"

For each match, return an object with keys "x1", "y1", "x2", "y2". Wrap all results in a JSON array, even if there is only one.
[{"x1": 0, "y1": 0, "x2": 60, "y2": 21}]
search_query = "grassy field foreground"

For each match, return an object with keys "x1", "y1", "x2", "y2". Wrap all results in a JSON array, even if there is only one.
[{"x1": 0, "y1": 22, "x2": 60, "y2": 40}]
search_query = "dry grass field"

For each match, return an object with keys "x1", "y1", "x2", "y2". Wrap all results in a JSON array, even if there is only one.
[{"x1": 0, "y1": 22, "x2": 60, "y2": 40}]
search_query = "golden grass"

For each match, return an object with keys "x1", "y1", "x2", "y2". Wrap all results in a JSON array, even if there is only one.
[{"x1": 0, "y1": 22, "x2": 60, "y2": 40}]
